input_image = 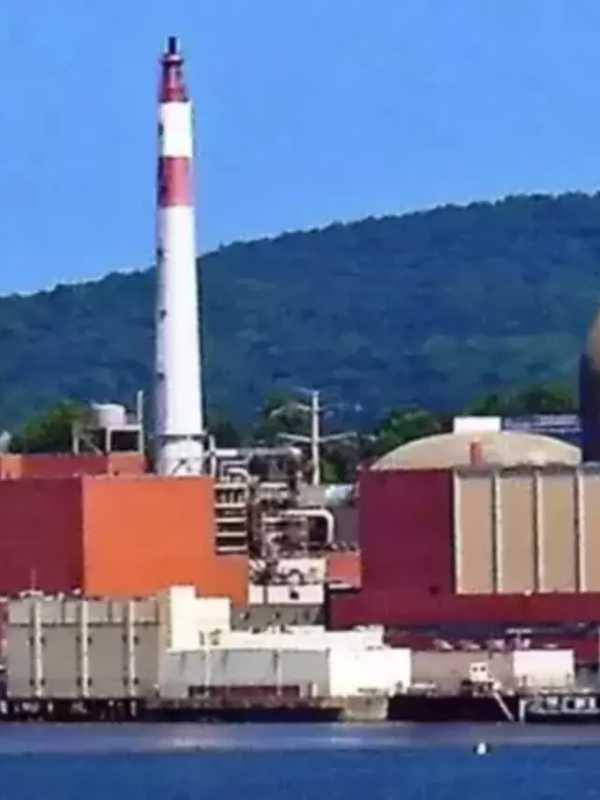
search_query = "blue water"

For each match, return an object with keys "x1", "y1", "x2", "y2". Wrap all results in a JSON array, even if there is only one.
[{"x1": 1, "y1": 723, "x2": 600, "y2": 799}]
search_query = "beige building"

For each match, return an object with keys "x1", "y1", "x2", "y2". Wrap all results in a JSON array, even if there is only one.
[
  {"x1": 7, "y1": 595, "x2": 161, "y2": 699},
  {"x1": 454, "y1": 466, "x2": 600, "y2": 594}
]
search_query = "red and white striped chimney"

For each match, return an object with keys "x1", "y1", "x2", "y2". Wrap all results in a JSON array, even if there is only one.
[{"x1": 154, "y1": 36, "x2": 204, "y2": 475}]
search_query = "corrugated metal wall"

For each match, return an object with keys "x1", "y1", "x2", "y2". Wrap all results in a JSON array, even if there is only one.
[
  {"x1": 0, "y1": 479, "x2": 83, "y2": 593},
  {"x1": 331, "y1": 466, "x2": 600, "y2": 629},
  {"x1": 0, "y1": 476, "x2": 248, "y2": 605},
  {"x1": 453, "y1": 468, "x2": 600, "y2": 596},
  {"x1": 499, "y1": 472, "x2": 536, "y2": 593},
  {"x1": 360, "y1": 469, "x2": 453, "y2": 599},
  {"x1": 82, "y1": 476, "x2": 248, "y2": 605},
  {"x1": 7, "y1": 597, "x2": 161, "y2": 699},
  {"x1": 454, "y1": 473, "x2": 493, "y2": 593},
  {"x1": 161, "y1": 649, "x2": 329, "y2": 699}
]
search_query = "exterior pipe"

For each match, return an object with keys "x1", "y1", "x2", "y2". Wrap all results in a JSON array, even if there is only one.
[
  {"x1": 221, "y1": 466, "x2": 250, "y2": 483},
  {"x1": 279, "y1": 508, "x2": 335, "y2": 546}
]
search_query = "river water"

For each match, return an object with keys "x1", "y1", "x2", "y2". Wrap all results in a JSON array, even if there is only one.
[{"x1": 1, "y1": 722, "x2": 600, "y2": 799}]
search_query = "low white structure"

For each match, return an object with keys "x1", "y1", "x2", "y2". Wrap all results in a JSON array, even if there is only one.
[
  {"x1": 453, "y1": 417, "x2": 502, "y2": 434},
  {"x1": 159, "y1": 589, "x2": 410, "y2": 698},
  {"x1": 248, "y1": 584, "x2": 325, "y2": 606},
  {"x1": 159, "y1": 585, "x2": 231, "y2": 650},
  {"x1": 160, "y1": 646, "x2": 411, "y2": 699},
  {"x1": 412, "y1": 649, "x2": 575, "y2": 693},
  {"x1": 7, "y1": 587, "x2": 411, "y2": 701},
  {"x1": 212, "y1": 626, "x2": 385, "y2": 651},
  {"x1": 511, "y1": 649, "x2": 574, "y2": 689}
]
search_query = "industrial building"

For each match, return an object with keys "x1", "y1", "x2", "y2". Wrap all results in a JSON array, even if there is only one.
[
  {"x1": 9, "y1": 588, "x2": 578, "y2": 709},
  {"x1": 7, "y1": 588, "x2": 411, "y2": 704},
  {"x1": 3, "y1": 32, "x2": 600, "y2": 720},
  {"x1": 0, "y1": 38, "x2": 352, "y2": 621},
  {"x1": 330, "y1": 428, "x2": 600, "y2": 635},
  {"x1": 0, "y1": 475, "x2": 247, "y2": 603}
]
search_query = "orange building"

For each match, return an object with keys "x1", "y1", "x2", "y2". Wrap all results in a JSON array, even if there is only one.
[
  {"x1": 326, "y1": 551, "x2": 361, "y2": 589},
  {"x1": 0, "y1": 475, "x2": 247, "y2": 605},
  {"x1": 0, "y1": 453, "x2": 146, "y2": 480}
]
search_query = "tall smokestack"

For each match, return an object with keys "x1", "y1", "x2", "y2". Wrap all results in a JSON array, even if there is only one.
[{"x1": 154, "y1": 36, "x2": 204, "y2": 475}]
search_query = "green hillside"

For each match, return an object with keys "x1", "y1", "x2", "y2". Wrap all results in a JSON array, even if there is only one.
[{"x1": 1, "y1": 192, "x2": 599, "y2": 430}]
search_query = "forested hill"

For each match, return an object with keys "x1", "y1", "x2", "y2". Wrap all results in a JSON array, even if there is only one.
[{"x1": 2, "y1": 191, "x2": 600, "y2": 430}]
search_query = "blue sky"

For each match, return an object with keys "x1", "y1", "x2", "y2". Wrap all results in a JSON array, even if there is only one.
[{"x1": 2, "y1": 0, "x2": 600, "y2": 293}]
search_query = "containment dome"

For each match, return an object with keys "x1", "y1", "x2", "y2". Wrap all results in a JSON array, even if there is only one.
[{"x1": 371, "y1": 431, "x2": 580, "y2": 471}]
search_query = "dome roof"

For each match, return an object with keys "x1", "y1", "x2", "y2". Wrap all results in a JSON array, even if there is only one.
[{"x1": 371, "y1": 431, "x2": 580, "y2": 471}]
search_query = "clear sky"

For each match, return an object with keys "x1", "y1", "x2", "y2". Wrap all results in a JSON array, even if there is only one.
[{"x1": 2, "y1": 0, "x2": 600, "y2": 293}]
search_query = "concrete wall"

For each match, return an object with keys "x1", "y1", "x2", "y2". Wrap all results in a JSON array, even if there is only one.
[
  {"x1": 248, "y1": 585, "x2": 324, "y2": 606},
  {"x1": 412, "y1": 649, "x2": 574, "y2": 693},
  {"x1": 160, "y1": 649, "x2": 328, "y2": 698},
  {"x1": 158, "y1": 587, "x2": 232, "y2": 651},
  {"x1": 454, "y1": 473, "x2": 493, "y2": 594},
  {"x1": 454, "y1": 468, "x2": 600, "y2": 596},
  {"x1": 160, "y1": 646, "x2": 410, "y2": 699},
  {"x1": 7, "y1": 596, "x2": 161, "y2": 699},
  {"x1": 43, "y1": 626, "x2": 80, "y2": 698},
  {"x1": 498, "y1": 472, "x2": 536, "y2": 593},
  {"x1": 511, "y1": 650, "x2": 574, "y2": 688},
  {"x1": 328, "y1": 648, "x2": 411, "y2": 696},
  {"x1": 231, "y1": 604, "x2": 324, "y2": 630},
  {"x1": 7, "y1": 594, "x2": 394, "y2": 701},
  {"x1": 412, "y1": 651, "x2": 488, "y2": 693},
  {"x1": 7, "y1": 627, "x2": 33, "y2": 698},
  {"x1": 582, "y1": 472, "x2": 600, "y2": 590},
  {"x1": 209, "y1": 626, "x2": 384, "y2": 651}
]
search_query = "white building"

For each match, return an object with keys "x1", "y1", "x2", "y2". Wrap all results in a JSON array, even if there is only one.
[
  {"x1": 160, "y1": 646, "x2": 411, "y2": 700},
  {"x1": 7, "y1": 587, "x2": 411, "y2": 701},
  {"x1": 412, "y1": 649, "x2": 575, "y2": 693},
  {"x1": 158, "y1": 585, "x2": 411, "y2": 699}
]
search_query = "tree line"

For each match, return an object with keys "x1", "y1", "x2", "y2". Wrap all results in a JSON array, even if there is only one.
[{"x1": 6, "y1": 382, "x2": 577, "y2": 483}]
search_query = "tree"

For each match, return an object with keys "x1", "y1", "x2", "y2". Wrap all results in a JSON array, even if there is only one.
[
  {"x1": 321, "y1": 440, "x2": 360, "y2": 483},
  {"x1": 467, "y1": 383, "x2": 576, "y2": 416},
  {"x1": 206, "y1": 410, "x2": 243, "y2": 448},
  {"x1": 10, "y1": 401, "x2": 86, "y2": 454},
  {"x1": 373, "y1": 407, "x2": 442, "y2": 456},
  {"x1": 515, "y1": 383, "x2": 576, "y2": 414},
  {"x1": 252, "y1": 393, "x2": 310, "y2": 445}
]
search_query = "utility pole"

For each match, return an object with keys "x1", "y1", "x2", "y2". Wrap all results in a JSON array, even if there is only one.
[
  {"x1": 272, "y1": 389, "x2": 356, "y2": 487},
  {"x1": 310, "y1": 390, "x2": 320, "y2": 487}
]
